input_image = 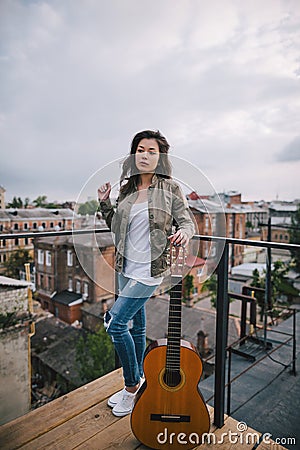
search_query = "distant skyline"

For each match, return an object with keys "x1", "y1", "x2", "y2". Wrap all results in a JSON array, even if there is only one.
[{"x1": 0, "y1": 0, "x2": 299, "y2": 203}]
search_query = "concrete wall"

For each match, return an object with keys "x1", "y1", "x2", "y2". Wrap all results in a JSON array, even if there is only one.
[
  {"x1": 0, "y1": 326, "x2": 30, "y2": 425},
  {"x1": 0, "y1": 286, "x2": 28, "y2": 315}
]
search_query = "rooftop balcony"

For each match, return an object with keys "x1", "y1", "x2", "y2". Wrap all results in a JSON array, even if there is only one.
[
  {"x1": 0, "y1": 368, "x2": 289, "y2": 449},
  {"x1": 0, "y1": 228, "x2": 299, "y2": 448}
]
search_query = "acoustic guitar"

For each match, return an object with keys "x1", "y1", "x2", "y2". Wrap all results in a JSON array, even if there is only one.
[{"x1": 131, "y1": 245, "x2": 210, "y2": 449}]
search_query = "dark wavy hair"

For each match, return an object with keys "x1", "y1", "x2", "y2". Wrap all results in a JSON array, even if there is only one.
[{"x1": 120, "y1": 130, "x2": 172, "y2": 196}]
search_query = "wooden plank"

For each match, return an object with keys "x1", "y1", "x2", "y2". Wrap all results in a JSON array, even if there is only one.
[
  {"x1": 75, "y1": 415, "x2": 141, "y2": 450},
  {"x1": 257, "y1": 440, "x2": 288, "y2": 450},
  {"x1": 194, "y1": 416, "x2": 286, "y2": 450},
  {"x1": 0, "y1": 368, "x2": 123, "y2": 450},
  {"x1": 19, "y1": 400, "x2": 120, "y2": 450}
]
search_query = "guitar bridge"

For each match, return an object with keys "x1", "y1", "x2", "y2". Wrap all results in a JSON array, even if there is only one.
[{"x1": 150, "y1": 414, "x2": 190, "y2": 423}]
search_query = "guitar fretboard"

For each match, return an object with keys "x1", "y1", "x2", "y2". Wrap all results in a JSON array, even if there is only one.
[{"x1": 166, "y1": 275, "x2": 182, "y2": 373}]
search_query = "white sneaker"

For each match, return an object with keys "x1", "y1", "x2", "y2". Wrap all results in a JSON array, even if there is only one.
[
  {"x1": 107, "y1": 377, "x2": 145, "y2": 408},
  {"x1": 107, "y1": 388, "x2": 126, "y2": 408},
  {"x1": 112, "y1": 389, "x2": 136, "y2": 417}
]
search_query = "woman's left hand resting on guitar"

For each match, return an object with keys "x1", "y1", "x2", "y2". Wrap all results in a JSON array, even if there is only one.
[{"x1": 168, "y1": 229, "x2": 189, "y2": 248}]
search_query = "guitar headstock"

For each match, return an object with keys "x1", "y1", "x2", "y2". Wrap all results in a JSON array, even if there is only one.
[{"x1": 168, "y1": 243, "x2": 186, "y2": 277}]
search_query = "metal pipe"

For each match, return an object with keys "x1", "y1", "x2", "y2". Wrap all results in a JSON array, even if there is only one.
[{"x1": 214, "y1": 243, "x2": 229, "y2": 428}]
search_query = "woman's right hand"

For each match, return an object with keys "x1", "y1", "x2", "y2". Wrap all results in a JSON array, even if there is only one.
[{"x1": 98, "y1": 182, "x2": 111, "y2": 201}]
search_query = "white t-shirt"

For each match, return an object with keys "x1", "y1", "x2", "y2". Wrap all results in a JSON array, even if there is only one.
[{"x1": 123, "y1": 201, "x2": 163, "y2": 286}]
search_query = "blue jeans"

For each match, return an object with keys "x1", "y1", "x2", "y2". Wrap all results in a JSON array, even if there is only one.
[{"x1": 104, "y1": 273, "x2": 159, "y2": 387}]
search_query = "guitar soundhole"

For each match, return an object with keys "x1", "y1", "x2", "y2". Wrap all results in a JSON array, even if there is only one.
[{"x1": 163, "y1": 369, "x2": 182, "y2": 388}]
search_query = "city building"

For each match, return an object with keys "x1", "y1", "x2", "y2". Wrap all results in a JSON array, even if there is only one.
[
  {"x1": 35, "y1": 229, "x2": 115, "y2": 324},
  {"x1": 187, "y1": 191, "x2": 247, "y2": 270},
  {"x1": 0, "y1": 275, "x2": 32, "y2": 425},
  {"x1": 0, "y1": 186, "x2": 5, "y2": 210},
  {"x1": 0, "y1": 208, "x2": 76, "y2": 274}
]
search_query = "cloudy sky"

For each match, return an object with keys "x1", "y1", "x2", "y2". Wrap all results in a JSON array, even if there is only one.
[{"x1": 0, "y1": 0, "x2": 299, "y2": 204}]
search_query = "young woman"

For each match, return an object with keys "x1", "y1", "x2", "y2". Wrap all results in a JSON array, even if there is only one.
[{"x1": 98, "y1": 130, "x2": 195, "y2": 416}]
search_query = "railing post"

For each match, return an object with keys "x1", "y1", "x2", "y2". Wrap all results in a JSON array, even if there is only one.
[
  {"x1": 214, "y1": 243, "x2": 229, "y2": 427},
  {"x1": 264, "y1": 217, "x2": 272, "y2": 344},
  {"x1": 114, "y1": 254, "x2": 121, "y2": 370},
  {"x1": 292, "y1": 308, "x2": 297, "y2": 376}
]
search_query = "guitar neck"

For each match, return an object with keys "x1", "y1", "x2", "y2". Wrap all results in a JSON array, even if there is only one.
[{"x1": 166, "y1": 275, "x2": 182, "y2": 372}]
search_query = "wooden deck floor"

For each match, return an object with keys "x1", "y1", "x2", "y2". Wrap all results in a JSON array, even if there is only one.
[{"x1": 0, "y1": 368, "x2": 287, "y2": 450}]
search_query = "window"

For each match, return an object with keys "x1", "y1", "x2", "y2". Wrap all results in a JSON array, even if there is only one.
[
  {"x1": 14, "y1": 223, "x2": 19, "y2": 230},
  {"x1": 46, "y1": 251, "x2": 52, "y2": 266},
  {"x1": 25, "y1": 237, "x2": 29, "y2": 245},
  {"x1": 205, "y1": 215, "x2": 210, "y2": 230},
  {"x1": 48, "y1": 276, "x2": 52, "y2": 290},
  {"x1": 42, "y1": 222, "x2": 46, "y2": 229},
  {"x1": 50, "y1": 222, "x2": 54, "y2": 228},
  {"x1": 3, "y1": 254, "x2": 6, "y2": 262},
  {"x1": 38, "y1": 249, "x2": 44, "y2": 265},
  {"x1": 15, "y1": 238, "x2": 19, "y2": 246},
  {"x1": 2, "y1": 239, "x2": 6, "y2": 247},
  {"x1": 24, "y1": 223, "x2": 28, "y2": 230},
  {"x1": 83, "y1": 282, "x2": 89, "y2": 299},
  {"x1": 67, "y1": 250, "x2": 73, "y2": 266},
  {"x1": 76, "y1": 280, "x2": 81, "y2": 294},
  {"x1": 239, "y1": 216, "x2": 243, "y2": 238},
  {"x1": 33, "y1": 222, "x2": 37, "y2": 229},
  {"x1": 211, "y1": 214, "x2": 216, "y2": 230},
  {"x1": 68, "y1": 277, "x2": 73, "y2": 291},
  {"x1": 0, "y1": 225, "x2": 3, "y2": 232},
  {"x1": 204, "y1": 241, "x2": 209, "y2": 258}
]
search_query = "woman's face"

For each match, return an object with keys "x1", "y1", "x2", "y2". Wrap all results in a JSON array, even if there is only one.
[{"x1": 135, "y1": 138, "x2": 160, "y2": 174}]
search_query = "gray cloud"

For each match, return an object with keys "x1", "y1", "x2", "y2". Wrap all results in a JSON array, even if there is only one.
[
  {"x1": 0, "y1": 0, "x2": 300, "y2": 202},
  {"x1": 277, "y1": 136, "x2": 300, "y2": 162}
]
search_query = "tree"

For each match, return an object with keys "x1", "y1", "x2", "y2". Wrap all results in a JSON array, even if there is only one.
[
  {"x1": 3, "y1": 249, "x2": 33, "y2": 279},
  {"x1": 290, "y1": 205, "x2": 300, "y2": 273},
  {"x1": 78, "y1": 200, "x2": 99, "y2": 216},
  {"x1": 250, "y1": 268, "x2": 268, "y2": 320},
  {"x1": 24, "y1": 197, "x2": 30, "y2": 208},
  {"x1": 182, "y1": 274, "x2": 194, "y2": 305},
  {"x1": 7, "y1": 196, "x2": 23, "y2": 208},
  {"x1": 33, "y1": 195, "x2": 48, "y2": 207},
  {"x1": 75, "y1": 326, "x2": 114, "y2": 383},
  {"x1": 251, "y1": 261, "x2": 294, "y2": 319},
  {"x1": 201, "y1": 273, "x2": 217, "y2": 308}
]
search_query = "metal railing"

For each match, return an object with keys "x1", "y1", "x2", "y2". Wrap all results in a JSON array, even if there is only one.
[{"x1": 1, "y1": 228, "x2": 299, "y2": 428}]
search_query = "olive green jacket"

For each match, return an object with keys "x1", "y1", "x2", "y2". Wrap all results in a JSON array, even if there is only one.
[{"x1": 99, "y1": 174, "x2": 195, "y2": 278}]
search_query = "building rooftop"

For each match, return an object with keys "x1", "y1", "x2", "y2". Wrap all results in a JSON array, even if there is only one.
[
  {"x1": 146, "y1": 296, "x2": 240, "y2": 351},
  {"x1": 36, "y1": 229, "x2": 114, "y2": 248},
  {"x1": 0, "y1": 275, "x2": 30, "y2": 288},
  {"x1": 200, "y1": 312, "x2": 300, "y2": 449},
  {"x1": 81, "y1": 298, "x2": 115, "y2": 316},
  {"x1": 31, "y1": 316, "x2": 86, "y2": 387},
  {"x1": 269, "y1": 203, "x2": 298, "y2": 213},
  {"x1": 0, "y1": 208, "x2": 75, "y2": 220},
  {"x1": 271, "y1": 217, "x2": 292, "y2": 226},
  {"x1": 52, "y1": 290, "x2": 83, "y2": 307},
  {"x1": 231, "y1": 263, "x2": 267, "y2": 278}
]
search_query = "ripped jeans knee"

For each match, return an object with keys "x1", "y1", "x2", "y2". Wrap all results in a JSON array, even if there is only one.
[{"x1": 104, "y1": 310, "x2": 113, "y2": 331}]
